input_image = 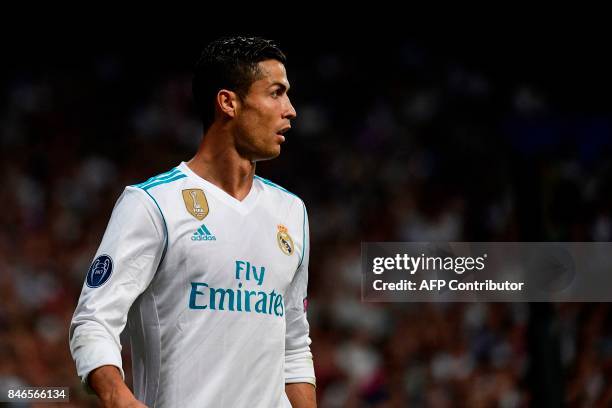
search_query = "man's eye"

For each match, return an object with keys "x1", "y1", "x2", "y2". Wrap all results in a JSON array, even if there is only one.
[{"x1": 271, "y1": 90, "x2": 279, "y2": 98}]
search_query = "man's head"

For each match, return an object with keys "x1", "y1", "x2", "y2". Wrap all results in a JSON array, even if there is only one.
[{"x1": 193, "y1": 36, "x2": 296, "y2": 161}]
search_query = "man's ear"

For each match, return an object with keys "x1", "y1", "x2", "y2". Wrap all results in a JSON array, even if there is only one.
[{"x1": 217, "y1": 89, "x2": 239, "y2": 118}]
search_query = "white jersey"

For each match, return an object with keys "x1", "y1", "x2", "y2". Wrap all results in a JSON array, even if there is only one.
[{"x1": 69, "y1": 162, "x2": 315, "y2": 407}]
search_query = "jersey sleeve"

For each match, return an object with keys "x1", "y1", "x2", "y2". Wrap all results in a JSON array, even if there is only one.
[
  {"x1": 284, "y1": 201, "x2": 316, "y2": 386},
  {"x1": 69, "y1": 186, "x2": 165, "y2": 385}
]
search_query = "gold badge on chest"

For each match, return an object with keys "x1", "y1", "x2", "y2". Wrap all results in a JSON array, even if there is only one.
[
  {"x1": 182, "y1": 189, "x2": 209, "y2": 220},
  {"x1": 277, "y1": 224, "x2": 294, "y2": 256}
]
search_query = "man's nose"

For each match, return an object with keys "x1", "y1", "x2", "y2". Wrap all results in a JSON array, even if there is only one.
[{"x1": 283, "y1": 97, "x2": 297, "y2": 120}]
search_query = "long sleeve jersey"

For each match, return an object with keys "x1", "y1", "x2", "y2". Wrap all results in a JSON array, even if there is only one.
[{"x1": 69, "y1": 162, "x2": 315, "y2": 407}]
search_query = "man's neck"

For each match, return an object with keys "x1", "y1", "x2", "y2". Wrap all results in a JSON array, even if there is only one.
[{"x1": 187, "y1": 129, "x2": 255, "y2": 202}]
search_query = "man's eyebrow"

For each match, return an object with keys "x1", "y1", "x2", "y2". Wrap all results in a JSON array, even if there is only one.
[{"x1": 269, "y1": 82, "x2": 290, "y2": 91}]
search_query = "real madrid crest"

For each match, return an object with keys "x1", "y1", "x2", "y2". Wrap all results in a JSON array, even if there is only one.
[
  {"x1": 182, "y1": 189, "x2": 209, "y2": 220},
  {"x1": 277, "y1": 224, "x2": 294, "y2": 256}
]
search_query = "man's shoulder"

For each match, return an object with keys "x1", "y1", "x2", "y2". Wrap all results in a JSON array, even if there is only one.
[
  {"x1": 254, "y1": 175, "x2": 304, "y2": 206},
  {"x1": 122, "y1": 166, "x2": 190, "y2": 215},
  {"x1": 131, "y1": 166, "x2": 187, "y2": 193}
]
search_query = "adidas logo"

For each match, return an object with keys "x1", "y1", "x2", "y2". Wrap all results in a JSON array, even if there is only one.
[{"x1": 191, "y1": 224, "x2": 217, "y2": 241}]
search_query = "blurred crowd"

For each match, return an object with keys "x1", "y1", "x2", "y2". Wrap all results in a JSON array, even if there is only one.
[{"x1": 1, "y1": 37, "x2": 611, "y2": 407}]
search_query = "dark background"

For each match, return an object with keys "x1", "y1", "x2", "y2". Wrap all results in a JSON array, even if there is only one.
[{"x1": 1, "y1": 22, "x2": 611, "y2": 406}]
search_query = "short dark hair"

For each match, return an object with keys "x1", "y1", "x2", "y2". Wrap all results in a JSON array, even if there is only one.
[{"x1": 192, "y1": 36, "x2": 287, "y2": 131}]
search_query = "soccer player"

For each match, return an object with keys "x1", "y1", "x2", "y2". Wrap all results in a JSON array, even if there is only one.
[{"x1": 69, "y1": 36, "x2": 316, "y2": 407}]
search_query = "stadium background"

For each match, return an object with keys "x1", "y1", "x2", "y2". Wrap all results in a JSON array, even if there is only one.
[{"x1": 1, "y1": 26, "x2": 611, "y2": 406}]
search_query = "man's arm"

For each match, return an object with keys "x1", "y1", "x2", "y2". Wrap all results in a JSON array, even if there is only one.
[
  {"x1": 69, "y1": 187, "x2": 165, "y2": 405},
  {"x1": 284, "y1": 202, "x2": 316, "y2": 406},
  {"x1": 285, "y1": 383, "x2": 316, "y2": 408},
  {"x1": 89, "y1": 366, "x2": 146, "y2": 408}
]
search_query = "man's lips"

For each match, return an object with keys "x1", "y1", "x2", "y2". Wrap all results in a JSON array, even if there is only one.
[{"x1": 276, "y1": 126, "x2": 291, "y2": 142}]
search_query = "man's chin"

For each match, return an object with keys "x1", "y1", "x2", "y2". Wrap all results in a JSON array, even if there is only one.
[{"x1": 252, "y1": 147, "x2": 281, "y2": 162}]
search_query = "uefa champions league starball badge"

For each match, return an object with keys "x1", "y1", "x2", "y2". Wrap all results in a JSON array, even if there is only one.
[
  {"x1": 277, "y1": 224, "x2": 294, "y2": 256},
  {"x1": 86, "y1": 254, "x2": 114, "y2": 288}
]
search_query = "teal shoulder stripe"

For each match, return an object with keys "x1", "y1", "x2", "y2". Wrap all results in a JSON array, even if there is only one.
[
  {"x1": 133, "y1": 169, "x2": 176, "y2": 187},
  {"x1": 135, "y1": 168, "x2": 182, "y2": 188},
  {"x1": 297, "y1": 201, "x2": 307, "y2": 269},
  {"x1": 254, "y1": 175, "x2": 298, "y2": 198},
  {"x1": 142, "y1": 189, "x2": 169, "y2": 265},
  {"x1": 141, "y1": 174, "x2": 187, "y2": 191},
  {"x1": 142, "y1": 169, "x2": 181, "y2": 186},
  {"x1": 134, "y1": 168, "x2": 179, "y2": 188}
]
